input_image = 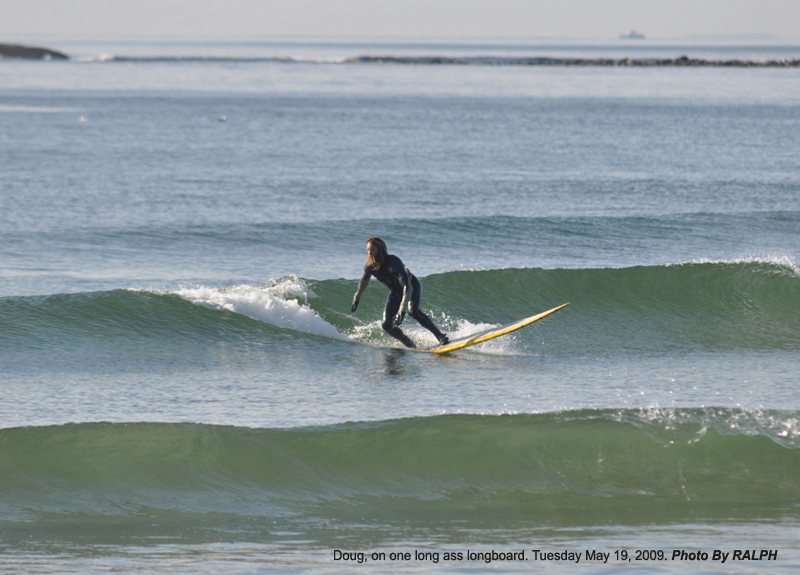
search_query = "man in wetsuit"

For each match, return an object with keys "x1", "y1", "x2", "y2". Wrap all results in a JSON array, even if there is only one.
[{"x1": 350, "y1": 236, "x2": 449, "y2": 349}]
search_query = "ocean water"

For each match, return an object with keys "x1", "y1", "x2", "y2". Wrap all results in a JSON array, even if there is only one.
[{"x1": 1, "y1": 38, "x2": 799, "y2": 573}]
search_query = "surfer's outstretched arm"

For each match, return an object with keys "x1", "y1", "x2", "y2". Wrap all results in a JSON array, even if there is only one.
[{"x1": 351, "y1": 269, "x2": 371, "y2": 313}]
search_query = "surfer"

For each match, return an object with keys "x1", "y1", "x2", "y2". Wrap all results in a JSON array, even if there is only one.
[{"x1": 351, "y1": 237, "x2": 449, "y2": 349}]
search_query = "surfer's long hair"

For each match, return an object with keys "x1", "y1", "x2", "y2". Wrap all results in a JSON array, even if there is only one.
[{"x1": 366, "y1": 236, "x2": 388, "y2": 269}]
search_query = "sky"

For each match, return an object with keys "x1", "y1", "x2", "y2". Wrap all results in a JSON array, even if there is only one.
[{"x1": 3, "y1": 0, "x2": 799, "y2": 41}]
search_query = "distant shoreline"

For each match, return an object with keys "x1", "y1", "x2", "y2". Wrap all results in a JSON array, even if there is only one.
[
  {"x1": 0, "y1": 43, "x2": 69, "y2": 60},
  {"x1": 3, "y1": 42, "x2": 799, "y2": 67},
  {"x1": 96, "y1": 54, "x2": 800, "y2": 67}
]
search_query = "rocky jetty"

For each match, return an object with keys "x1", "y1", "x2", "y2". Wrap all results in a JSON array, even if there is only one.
[
  {"x1": 351, "y1": 55, "x2": 800, "y2": 67},
  {"x1": 0, "y1": 43, "x2": 69, "y2": 60},
  {"x1": 608, "y1": 55, "x2": 800, "y2": 67}
]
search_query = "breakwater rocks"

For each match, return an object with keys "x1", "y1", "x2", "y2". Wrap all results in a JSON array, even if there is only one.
[
  {"x1": 0, "y1": 43, "x2": 69, "y2": 60},
  {"x1": 611, "y1": 55, "x2": 800, "y2": 67},
  {"x1": 349, "y1": 55, "x2": 800, "y2": 67}
]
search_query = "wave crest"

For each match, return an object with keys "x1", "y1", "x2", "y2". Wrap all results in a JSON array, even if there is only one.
[{"x1": 173, "y1": 277, "x2": 347, "y2": 340}]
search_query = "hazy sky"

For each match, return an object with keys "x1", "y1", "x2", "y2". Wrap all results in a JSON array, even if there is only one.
[{"x1": 4, "y1": 0, "x2": 800, "y2": 41}]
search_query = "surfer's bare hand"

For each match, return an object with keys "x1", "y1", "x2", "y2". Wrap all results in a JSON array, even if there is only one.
[
  {"x1": 351, "y1": 299, "x2": 359, "y2": 313},
  {"x1": 393, "y1": 311, "x2": 405, "y2": 327}
]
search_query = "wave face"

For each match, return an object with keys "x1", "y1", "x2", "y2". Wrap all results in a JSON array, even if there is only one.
[
  {"x1": 2, "y1": 260, "x2": 797, "y2": 358},
  {"x1": 1, "y1": 410, "x2": 798, "y2": 546},
  {"x1": 345, "y1": 258, "x2": 800, "y2": 353}
]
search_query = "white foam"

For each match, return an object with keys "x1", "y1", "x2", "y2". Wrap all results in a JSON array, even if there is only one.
[
  {"x1": 173, "y1": 277, "x2": 348, "y2": 340},
  {"x1": 624, "y1": 407, "x2": 800, "y2": 448},
  {"x1": 0, "y1": 105, "x2": 77, "y2": 113},
  {"x1": 347, "y1": 314, "x2": 519, "y2": 353},
  {"x1": 73, "y1": 54, "x2": 115, "y2": 63},
  {"x1": 681, "y1": 254, "x2": 800, "y2": 276},
  {"x1": 446, "y1": 318, "x2": 522, "y2": 355}
]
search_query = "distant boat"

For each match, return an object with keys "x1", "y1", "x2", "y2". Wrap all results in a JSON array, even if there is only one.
[{"x1": 620, "y1": 30, "x2": 646, "y2": 40}]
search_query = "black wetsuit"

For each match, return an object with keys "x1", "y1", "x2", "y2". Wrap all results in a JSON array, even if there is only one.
[{"x1": 357, "y1": 254, "x2": 446, "y2": 348}]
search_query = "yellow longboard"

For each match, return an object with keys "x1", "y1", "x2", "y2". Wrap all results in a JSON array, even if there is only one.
[{"x1": 418, "y1": 303, "x2": 569, "y2": 354}]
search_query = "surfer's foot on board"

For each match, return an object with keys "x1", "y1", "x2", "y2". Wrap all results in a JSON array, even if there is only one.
[
  {"x1": 400, "y1": 337, "x2": 416, "y2": 349},
  {"x1": 388, "y1": 328, "x2": 416, "y2": 349},
  {"x1": 437, "y1": 334, "x2": 449, "y2": 346}
]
